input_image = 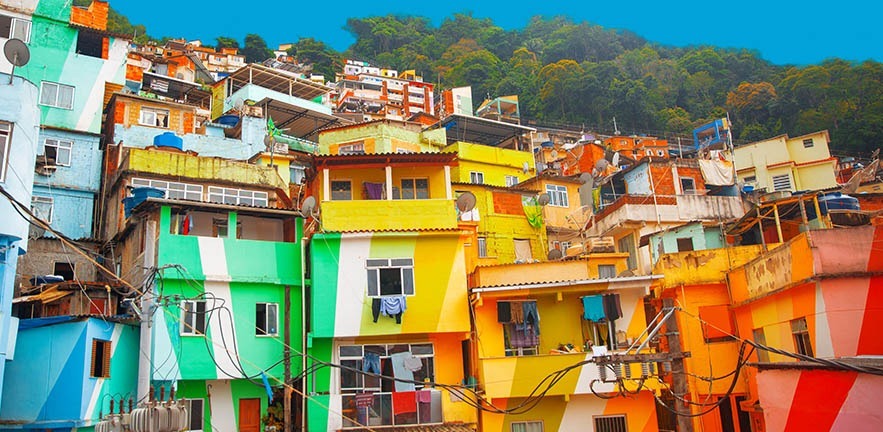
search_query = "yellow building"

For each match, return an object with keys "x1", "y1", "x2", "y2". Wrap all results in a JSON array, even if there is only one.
[
  {"x1": 317, "y1": 119, "x2": 447, "y2": 154},
  {"x1": 734, "y1": 130, "x2": 838, "y2": 193},
  {"x1": 446, "y1": 141, "x2": 536, "y2": 188},
  {"x1": 519, "y1": 174, "x2": 587, "y2": 255},
  {"x1": 469, "y1": 257, "x2": 662, "y2": 432}
]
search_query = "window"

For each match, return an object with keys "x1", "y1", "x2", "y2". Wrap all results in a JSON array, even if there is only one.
[
  {"x1": 43, "y1": 138, "x2": 73, "y2": 166},
  {"x1": 676, "y1": 237, "x2": 694, "y2": 252},
  {"x1": 753, "y1": 328, "x2": 770, "y2": 363},
  {"x1": 803, "y1": 138, "x2": 814, "y2": 148},
  {"x1": 469, "y1": 171, "x2": 484, "y2": 184},
  {"x1": 75, "y1": 30, "x2": 104, "y2": 58},
  {"x1": 401, "y1": 178, "x2": 429, "y2": 199},
  {"x1": 511, "y1": 421, "x2": 544, "y2": 432},
  {"x1": 255, "y1": 303, "x2": 278, "y2": 336},
  {"x1": 290, "y1": 165, "x2": 306, "y2": 184},
  {"x1": 207, "y1": 186, "x2": 269, "y2": 207},
  {"x1": 338, "y1": 142, "x2": 365, "y2": 155},
  {"x1": 503, "y1": 300, "x2": 539, "y2": 356},
  {"x1": 53, "y1": 261, "x2": 74, "y2": 281},
  {"x1": 598, "y1": 264, "x2": 617, "y2": 278},
  {"x1": 545, "y1": 184, "x2": 569, "y2": 207},
  {"x1": 367, "y1": 258, "x2": 415, "y2": 297},
  {"x1": 594, "y1": 415, "x2": 627, "y2": 432},
  {"x1": 0, "y1": 14, "x2": 31, "y2": 42},
  {"x1": 0, "y1": 122, "x2": 10, "y2": 182},
  {"x1": 331, "y1": 180, "x2": 352, "y2": 200},
  {"x1": 139, "y1": 107, "x2": 170, "y2": 128},
  {"x1": 744, "y1": 175, "x2": 756, "y2": 184},
  {"x1": 181, "y1": 300, "x2": 207, "y2": 335},
  {"x1": 680, "y1": 177, "x2": 696, "y2": 194},
  {"x1": 184, "y1": 399, "x2": 204, "y2": 431},
  {"x1": 505, "y1": 175, "x2": 519, "y2": 187},
  {"x1": 791, "y1": 318, "x2": 813, "y2": 357},
  {"x1": 617, "y1": 234, "x2": 637, "y2": 270},
  {"x1": 477, "y1": 237, "x2": 488, "y2": 258},
  {"x1": 772, "y1": 174, "x2": 792, "y2": 192},
  {"x1": 90, "y1": 339, "x2": 111, "y2": 378},
  {"x1": 212, "y1": 218, "x2": 241, "y2": 238},
  {"x1": 31, "y1": 195, "x2": 53, "y2": 223},
  {"x1": 40, "y1": 82, "x2": 75, "y2": 110},
  {"x1": 657, "y1": 150, "x2": 665, "y2": 157},
  {"x1": 699, "y1": 305, "x2": 735, "y2": 343},
  {"x1": 131, "y1": 178, "x2": 203, "y2": 201}
]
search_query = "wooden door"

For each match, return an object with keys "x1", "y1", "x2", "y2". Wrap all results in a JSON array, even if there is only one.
[{"x1": 238, "y1": 398, "x2": 261, "y2": 432}]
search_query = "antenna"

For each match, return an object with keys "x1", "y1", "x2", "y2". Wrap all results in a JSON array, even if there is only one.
[
  {"x1": 537, "y1": 193, "x2": 551, "y2": 206},
  {"x1": 456, "y1": 192, "x2": 477, "y2": 213},
  {"x1": 547, "y1": 249, "x2": 564, "y2": 260},
  {"x1": 613, "y1": 117, "x2": 620, "y2": 135},
  {"x1": 300, "y1": 196, "x2": 320, "y2": 219},
  {"x1": 4, "y1": 38, "x2": 30, "y2": 84},
  {"x1": 611, "y1": 152, "x2": 620, "y2": 167}
]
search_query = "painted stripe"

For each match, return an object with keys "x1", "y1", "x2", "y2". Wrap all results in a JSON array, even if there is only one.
[
  {"x1": 783, "y1": 370, "x2": 856, "y2": 432},
  {"x1": 152, "y1": 302, "x2": 182, "y2": 381},
  {"x1": 199, "y1": 237, "x2": 232, "y2": 282},
  {"x1": 829, "y1": 373, "x2": 883, "y2": 431},
  {"x1": 208, "y1": 379, "x2": 237, "y2": 432},
  {"x1": 334, "y1": 234, "x2": 372, "y2": 337},
  {"x1": 74, "y1": 40, "x2": 127, "y2": 131},
  {"x1": 813, "y1": 281, "x2": 834, "y2": 358},
  {"x1": 206, "y1": 280, "x2": 239, "y2": 379}
]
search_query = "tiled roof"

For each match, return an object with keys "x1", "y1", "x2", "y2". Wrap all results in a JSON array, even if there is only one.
[{"x1": 314, "y1": 152, "x2": 457, "y2": 166}]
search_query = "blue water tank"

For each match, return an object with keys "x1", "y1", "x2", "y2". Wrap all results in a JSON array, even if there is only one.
[
  {"x1": 153, "y1": 132, "x2": 183, "y2": 150},
  {"x1": 123, "y1": 187, "x2": 165, "y2": 218},
  {"x1": 216, "y1": 114, "x2": 241, "y2": 127}
]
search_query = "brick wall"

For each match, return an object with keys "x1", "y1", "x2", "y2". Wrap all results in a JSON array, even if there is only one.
[{"x1": 69, "y1": 0, "x2": 109, "y2": 31}]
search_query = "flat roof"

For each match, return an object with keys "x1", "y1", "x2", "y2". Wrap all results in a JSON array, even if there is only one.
[
  {"x1": 432, "y1": 114, "x2": 536, "y2": 148},
  {"x1": 226, "y1": 63, "x2": 333, "y2": 101},
  {"x1": 259, "y1": 97, "x2": 352, "y2": 142}
]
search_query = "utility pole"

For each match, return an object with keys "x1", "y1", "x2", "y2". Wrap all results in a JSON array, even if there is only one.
[
  {"x1": 664, "y1": 297, "x2": 693, "y2": 432},
  {"x1": 137, "y1": 220, "x2": 157, "y2": 403}
]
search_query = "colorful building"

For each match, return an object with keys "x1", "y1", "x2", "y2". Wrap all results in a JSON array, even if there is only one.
[
  {"x1": 0, "y1": 72, "x2": 40, "y2": 411},
  {"x1": 604, "y1": 135, "x2": 669, "y2": 161},
  {"x1": 518, "y1": 174, "x2": 588, "y2": 257},
  {"x1": 469, "y1": 257, "x2": 662, "y2": 432},
  {"x1": 727, "y1": 224, "x2": 883, "y2": 432},
  {"x1": 306, "y1": 151, "x2": 477, "y2": 431},
  {"x1": 101, "y1": 143, "x2": 304, "y2": 432},
  {"x1": 333, "y1": 59, "x2": 434, "y2": 121},
  {"x1": 734, "y1": 130, "x2": 838, "y2": 193},
  {"x1": 317, "y1": 119, "x2": 447, "y2": 155}
]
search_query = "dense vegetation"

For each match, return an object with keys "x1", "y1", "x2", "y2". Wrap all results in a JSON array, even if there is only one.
[{"x1": 103, "y1": 5, "x2": 883, "y2": 154}]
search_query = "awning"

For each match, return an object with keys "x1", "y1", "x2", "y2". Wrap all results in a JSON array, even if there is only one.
[
  {"x1": 431, "y1": 114, "x2": 535, "y2": 149},
  {"x1": 259, "y1": 97, "x2": 351, "y2": 142},
  {"x1": 226, "y1": 63, "x2": 332, "y2": 101},
  {"x1": 12, "y1": 286, "x2": 73, "y2": 304}
]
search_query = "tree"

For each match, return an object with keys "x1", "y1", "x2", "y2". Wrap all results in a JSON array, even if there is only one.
[
  {"x1": 287, "y1": 38, "x2": 340, "y2": 79},
  {"x1": 216, "y1": 36, "x2": 239, "y2": 50},
  {"x1": 241, "y1": 34, "x2": 274, "y2": 63}
]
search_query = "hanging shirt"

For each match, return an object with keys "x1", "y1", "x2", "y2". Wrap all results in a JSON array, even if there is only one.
[
  {"x1": 522, "y1": 301, "x2": 540, "y2": 335},
  {"x1": 390, "y1": 351, "x2": 416, "y2": 392},
  {"x1": 603, "y1": 294, "x2": 622, "y2": 321},
  {"x1": 582, "y1": 295, "x2": 605, "y2": 321},
  {"x1": 381, "y1": 296, "x2": 407, "y2": 316}
]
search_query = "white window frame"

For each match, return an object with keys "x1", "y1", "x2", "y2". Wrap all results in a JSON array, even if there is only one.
[
  {"x1": 255, "y1": 302, "x2": 279, "y2": 336},
  {"x1": 593, "y1": 414, "x2": 627, "y2": 432},
  {"x1": 31, "y1": 195, "x2": 54, "y2": 223},
  {"x1": 505, "y1": 175, "x2": 519, "y2": 187},
  {"x1": 338, "y1": 142, "x2": 365, "y2": 155},
  {"x1": 680, "y1": 177, "x2": 696, "y2": 195},
  {"x1": 181, "y1": 300, "x2": 207, "y2": 336},
  {"x1": 0, "y1": 14, "x2": 31, "y2": 43},
  {"x1": 42, "y1": 138, "x2": 73, "y2": 166},
  {"x1": 366, "y1": 258, "x2": 415, "y2": 297},
  {"x1": 184, "y1": 398, "x2": 204, "y2": 432},
  {"x1": 0, "y1": 122, "x2": 11, "y2": 182},
  {"x1": 470, "y1": 171, "x2": 484, "y2": 185},
  {"x1": 598, "y1": 264, "x2": 617, "y2": 278},
  {"x1": 131, "y1": 178, "x2": 203, "y2": 201},
  {"x1": 39, "y1": 81, "x2": 75, "y2": 110},
  {"x1": 771, "y1": 174, "x2": 792, "y2": 192},
  {"x1": 139, "y1": 107, "x2": 170, "y2": 128},
  {"x1": 545, "y1": 184, "x2": 569, "y2": 207},
  {"x1": 477, "y1": 237, "x2": 488, "y2": 258},
  {"x1": 207, "y1": 186, "x2": 269, "y2": 207},
  {"x1": 511, "y1": 420, "x2": 544, "y2": 432}
]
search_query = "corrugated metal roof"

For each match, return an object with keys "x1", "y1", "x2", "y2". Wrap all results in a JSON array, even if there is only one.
[
  {"x1": 471, "y1": 274, "x2": 662, "y2": 291},
  {"x1": 314, "y1": 152, "x2": 458, "y2": 167},
  {"x1": 358, "y1": 424, "x2": 476, "y2": 432}
]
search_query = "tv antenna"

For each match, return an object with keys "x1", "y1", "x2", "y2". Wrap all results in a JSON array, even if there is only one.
[{"x1": 4, "y1": 39, "x2": 30, "y2": 84}]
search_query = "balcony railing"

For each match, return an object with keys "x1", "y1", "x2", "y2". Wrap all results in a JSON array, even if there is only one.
[
  {"x1": 321, "y1": 199, "x2": 458, "y2": 232},
  {"x1": 590, "y1": 194, "x2": 745, "y2": 235},
  {"x1": 340, "y1": 391, "x2": 442, "y2": 429}
]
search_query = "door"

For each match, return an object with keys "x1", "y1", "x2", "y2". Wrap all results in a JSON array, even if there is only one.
[{"x1": 238, "y1": 398, "x2": 261, "y2": 432}]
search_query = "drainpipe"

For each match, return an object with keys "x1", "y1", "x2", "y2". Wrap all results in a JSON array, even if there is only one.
[{"x1": 300, "y1": 234, "x2": 308, "y2": 432}]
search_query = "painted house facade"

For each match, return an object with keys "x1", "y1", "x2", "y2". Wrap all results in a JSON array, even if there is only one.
[
  {"x1": 734, "y1": 130, "x2": 838, "y2": 193},
  {"x1": 306, "y1": 150, "x2": 477, "y2": 431},
  {"x1": 101, "y1": 143, "x2": 303, "y2": 432}
]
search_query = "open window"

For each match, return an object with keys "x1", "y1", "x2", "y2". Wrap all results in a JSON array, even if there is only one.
[
  {"x1": 366, "y1": 258, "x2": 415, "y2": 297},
  {"x1": 90, "y1": 339, "x2": 111, "y2": 378},
  {"x1": 181, "y1": 300, "x2": 207, "y2": 335}
]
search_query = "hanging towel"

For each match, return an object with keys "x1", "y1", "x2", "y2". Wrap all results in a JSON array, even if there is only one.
[
  {"x1": 698, "y1": 159, "x2": 735, "y2": 186},
  {"x1": 582, "y1": 295, "x2": 605, "y2": 321},
  {"x1": 522, "y1": 301, "x2": 540, "y2": 335},
  {"x1": 416, "y1": 390, "x2": 433, "y2": 403},
  {"x1": 603, "y1": 294, "x2": 622, "y2": 321},
  {"x1": 391, "y1": 391, "x2": 417, "y2": 415},
  {"x1": 496, "y1": 301, "x2": 512, "y2": 323},
  {"x1": 511, "y1": 303, "x2": 524, "y2": 324},
  {"x1": 363, "y1": 353, "x2": 381, "y2": 374},
  {"x1": 364, "y1": 182, "x2": 385, "y2": 199},
  {"x1": 390, "y1": 352, "x2": 416, "y2": 392},
  {"x1": 417, "y1": 390, "x2": 433, "y2": 423}
]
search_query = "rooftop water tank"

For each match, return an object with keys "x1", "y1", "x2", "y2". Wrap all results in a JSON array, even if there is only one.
[
  {"x1": 216, "y1": 114, "x2": 240, "y2": 127},
  {"x1": 153, "y1": 132, "x2": 183, "y2": 151},
  {"x1": 123, "y1": 186, "x2": 165, "y2": 218}
]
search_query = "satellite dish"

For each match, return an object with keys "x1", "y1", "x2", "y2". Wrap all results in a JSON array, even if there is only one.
[
  {"x1": 456, "y1": 192, "x2": 477, "y2": 213},
  {"x1": 550, "y1": 149, "x2": 559, "y2": 159},
  {"x1": 4, "y1": 39, "x2": 29, "y2": 84},
  {"x1": 611, "y1": 152, "x2": 620, "y2": 167},
  {"x1": 263, "y1": 134, "x2": 276, "y2": 150},
  {"x1": 300, "y1": 196, "x2": 318, "y2": 218},
  {"x1": 548, "y1": 249, "x2": 564, "y2": 260},
  {"x1": 594, "y1": 159, "x2": 610, "y2": 172},
  {"x1": 537, "y1": 193, "x2": 551, "y2": 206},
  {"x1": 522, "y1": 161, "x2": 530, "y2": 174}
]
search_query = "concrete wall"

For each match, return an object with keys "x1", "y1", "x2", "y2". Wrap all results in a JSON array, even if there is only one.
[
  {"x1": 0, "y1": 74, "x2": 39, "y2": 245},
  {"x1": 112, "y1": 116, "x2": 267, "y2": 160}
]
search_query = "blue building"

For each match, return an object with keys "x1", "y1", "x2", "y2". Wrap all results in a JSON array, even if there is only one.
[{"x1": 0, "y1": 73, "x2": 41, "y2": 411}]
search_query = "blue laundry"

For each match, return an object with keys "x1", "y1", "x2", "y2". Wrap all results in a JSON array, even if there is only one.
[
  {"x1": 363, "y1": 352, "x2": 381, "y2": 374},
  {"x1": 381, "y1": 296, "x2": 407, "y2": 316},
  {"x1": 582, "y1": 295, "x2": 605, "y2": 321},
  {"x1": 522, "y1": 301, "x2": 540, "y2": 335}
]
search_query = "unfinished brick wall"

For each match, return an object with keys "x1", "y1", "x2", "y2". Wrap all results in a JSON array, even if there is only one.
[{"x1": 69, "y1": 0, "x2": 108, "y2": 30}]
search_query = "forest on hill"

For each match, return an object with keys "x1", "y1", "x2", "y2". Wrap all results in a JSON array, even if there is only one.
[{"x1": 105, "y1": 7, "x2": 883, "y2": 154}]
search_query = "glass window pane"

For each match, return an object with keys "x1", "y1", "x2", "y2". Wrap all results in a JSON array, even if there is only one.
[
  {"x1": 402, "y1": 268, "x2": 414, "y2": 295},
  {"x1": 59, "y1": 86, "x2": 74, "y2": 109},
  {"x1": 339, "y1": 345, "x2": 363, "y2": 357},
  {"x1": 267, "y1": 304, "x2": 278, "y2": 334},
  {"x1": 391, "y1": 258, "x2": 412, "y2": 267},
  {"x1": 367, "y1": 269, "x2": 379, "y2": 296},
  {"x1": 40, "y1": 83, "x2": 57, "y2": 106},
  {"x1": 367, "y1": 259, "x2": 389, "y2": 267},
  {"x1": 410, "y1": 343, "x2": 433, "y2": 355}
]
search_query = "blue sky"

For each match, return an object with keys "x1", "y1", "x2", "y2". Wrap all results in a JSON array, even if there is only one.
[{"x1": 113, "y1": 0, "x2": 881, "y2": 65}]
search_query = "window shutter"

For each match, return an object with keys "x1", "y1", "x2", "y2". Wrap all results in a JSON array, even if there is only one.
[
  {"x1": 102, "y1": 340, "x2": 111, "y2": 378},
  {"x1": 367, "y1": 269, "x2": 379, "y2": 296},
  {"x1": 402, "y1": 268, "x2": 414, "y2": 295},
  {"x1": 91, "y1": 339, "x2": 99, "y2": 377},
  {"x1": 196, "y1": 301, "x2": 207, "y2": 334}
]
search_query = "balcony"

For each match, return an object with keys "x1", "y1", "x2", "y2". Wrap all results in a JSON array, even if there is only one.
[
  {"x1": 321, "y1": 198, "x2": 457, "y2": 232},
  {"x1": 339, "y1": 391, "x2": 443, "y2": 429},
  {"x1": 654, "y1": 245, "x2": 765, "y2": 289},
  {"x1": 589, "y1": 194, "x2": 746, "y2": 236}
]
